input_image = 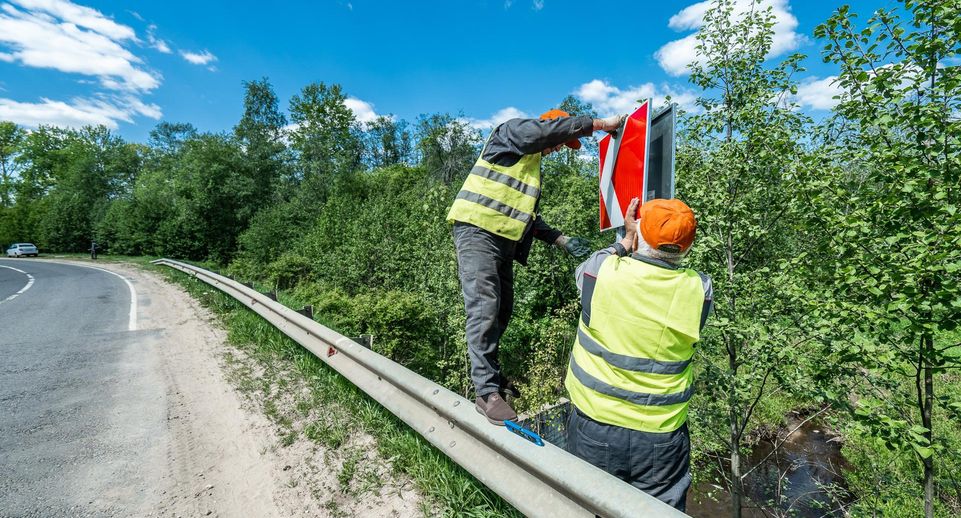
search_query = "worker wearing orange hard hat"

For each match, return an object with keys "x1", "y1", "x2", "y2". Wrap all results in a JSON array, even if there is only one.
[
  {"x1": 447, "y1": 109, "x2": 625, "y2": 425},
  {"x1": 565, "y1": 196, "x2": 712, "y2": 512}
]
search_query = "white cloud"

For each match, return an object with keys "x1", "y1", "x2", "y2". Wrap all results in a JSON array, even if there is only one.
[
  {"x1": 11, "y1": 0, "x2": 136, "y2": 41},
  {"x1": 343, "y1": 97, "x2": 380, "y2": 124},
  {"x1": 146, "y1": 24, "x2": 170, "y2": 53},
  {"x1": 532, "y1": 0, "x2": 544, "y2": 10},
  {"x1": 792, "y1": 76, "x2": 841, "y2": 111},
  {"x1": 180, "y1": 49, "x2": 216, "y2": 65},
  {"x1": 575, "y1": 79, "x2": 698, "y2": 115},
  {"x1": 0, "y1": 95, "x2": 161, "y2": 129},
  {"x1": 0, "y1": 1, "x2": 159, "y2": 91},
  {"x1": 0, "y1": 0, "x2": 164, "y2": 129},
  {"x1": 152, "y1": 39, "x2": 170, "y2": 54},
  {"x1": 465, "y1": 106, "x2": 529, "y2": 130},
  {"x1": 655, "y1": 0, "x2": 804, "y2": 76}
]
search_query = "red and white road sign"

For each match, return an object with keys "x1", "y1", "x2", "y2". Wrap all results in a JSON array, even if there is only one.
[{"x1": 598, "y1": 100, "x2": 651, "y2": 231}]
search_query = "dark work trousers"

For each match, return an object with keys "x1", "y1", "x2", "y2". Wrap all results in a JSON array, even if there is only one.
[
  {"x1": 567, "y1": 407, "x2": 692, "y2": 512},
  {"x1": 452, "y1": 222, "x2": 516, "y2": 397}
]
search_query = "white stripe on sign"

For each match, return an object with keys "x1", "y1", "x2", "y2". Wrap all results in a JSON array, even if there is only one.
[{"x1": 0, "y1": 264, "x2": 36, "y2": 305}]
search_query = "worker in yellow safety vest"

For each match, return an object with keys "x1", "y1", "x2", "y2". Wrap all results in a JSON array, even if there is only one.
[
  {"x1": 447, "y1": 109, "x2": 625, "y2": 425},
  {"x1": 565, "y1": 197, "x2": 712, "y2": 512}
]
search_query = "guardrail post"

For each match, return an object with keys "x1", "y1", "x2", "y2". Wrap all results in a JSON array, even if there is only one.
[
  {"x1": 296, "y1": 305, "x2": 314, "y2": 320},
  {"x1": 349, "y1": 333, "x2": 373, "y2": 349}
]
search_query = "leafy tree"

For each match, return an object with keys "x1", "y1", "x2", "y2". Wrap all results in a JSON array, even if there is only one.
[
  {"x1": 235, "y1": 77, "x2": 289, "y2": 204},
  {"x1": 0, "y1": 121, "x2": 25, "y2": 208},
  {"x1": 166, "y1": 133, "x2": 252, "y2": 262},
  {"x1": 414, "y1": 113, "x2": 480, "y2": 185},
  {"x1": 679, "y1": 1, "x2": 814, "y2": 516},
  {"x1": 288, "y1": 82, "x2": 361, "y2": 182},
  {"x1": 360, "y1": 115, "x2": 412, "y2": 168},
  {"x1": 45, "y1": 126, "x2": 139, "y2": 251},
  {"x1": 148, "y1": 122, "x2": 197, "y2": 154},
  {"x1": 809, "y1": 2, "x2": 961, "y2": 516}
]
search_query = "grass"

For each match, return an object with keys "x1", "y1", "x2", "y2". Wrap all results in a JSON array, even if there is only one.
[{"x1": 157, "y1": 265, "x2": 521, "y2": 518}]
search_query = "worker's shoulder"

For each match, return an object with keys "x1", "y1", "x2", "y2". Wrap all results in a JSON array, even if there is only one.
[{"x1": 489, "y1": 117, "x2": 538, "y2": 140}]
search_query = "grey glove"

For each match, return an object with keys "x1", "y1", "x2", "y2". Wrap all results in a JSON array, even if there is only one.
[
  {"x1": 564, "y1": 237, "x2": 591, "y2": 258},
  {"x1": 597, "y1": 114, "x2": 627, "y2": 133}
]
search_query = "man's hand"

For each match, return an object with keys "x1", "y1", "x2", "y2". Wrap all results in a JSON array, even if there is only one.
[
  {"x1": 593, "y1": 114, "x2": 627, "y2": 133},
  {"x1": 555, "y1": 235, "x2": 591, "y2": 258},
  {"x1": 621, "y1": 197, "x2": 640, "y2": 252}
]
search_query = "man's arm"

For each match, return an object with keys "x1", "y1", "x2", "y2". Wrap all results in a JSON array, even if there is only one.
[
  {"x1": 483, "y1": 115, "x2": 623, "y2": 165},
  {"x1": 576, "y1": 247, "x2": 614, "y2": 295},
  {"x1": 575, "y1": 197, "x2": 639, "y2": 292},
  {"x1": 531, "y1": 215, "x2": 562, "y2": 245},
  {"x1": 501, "y1": 116, "x2": 594, "y2": 155}
]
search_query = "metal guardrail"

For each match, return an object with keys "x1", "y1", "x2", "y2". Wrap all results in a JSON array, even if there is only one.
[{"x1": 153, "y1": 258, "x2": 689, "y2": 518}]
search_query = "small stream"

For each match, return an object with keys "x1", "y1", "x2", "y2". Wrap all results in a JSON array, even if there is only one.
[
  {"x1": 521, "y1": 405, "x2": 850, "y2": 517},
  {"x1": 687, "y1": 414, "x2": 851, "y2": 517}
]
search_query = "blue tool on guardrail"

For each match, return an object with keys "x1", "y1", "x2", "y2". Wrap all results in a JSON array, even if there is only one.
[{"x1": 504, "y1": 420, "x2": 544, "y2": 447}]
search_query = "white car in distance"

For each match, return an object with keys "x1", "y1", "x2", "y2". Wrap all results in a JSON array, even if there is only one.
[{"x1": 6, "y1": 243, "x2": 39, "y2": 257}]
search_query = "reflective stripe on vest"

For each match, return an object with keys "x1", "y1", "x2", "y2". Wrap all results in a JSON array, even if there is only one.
[
  {"x1": 565, "y1": 255, "x2": 705, "y2": 433},
  {"x1": 446, "y1": 153, "x2": 542, "y2": 241}
]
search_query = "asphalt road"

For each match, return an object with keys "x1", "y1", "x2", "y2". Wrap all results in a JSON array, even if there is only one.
[{"x1": 0, "y1": 259, "x2": 166, "y2": 517}]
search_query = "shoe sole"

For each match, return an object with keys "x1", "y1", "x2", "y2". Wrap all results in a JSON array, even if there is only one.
[{"x1": 475, "y1": 404, "x2": 514, "y2": 426}]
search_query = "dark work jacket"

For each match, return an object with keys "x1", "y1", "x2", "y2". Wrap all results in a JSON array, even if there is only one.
[{"x1": 479, "y1": 115, "x2": 594, "y2": 265}]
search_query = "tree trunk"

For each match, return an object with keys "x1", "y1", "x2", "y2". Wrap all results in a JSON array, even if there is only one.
[
  {"x1": 730, "y1": 436, "x2": 742, "y2": 518},
  {"x1": 922, "y1": 333, "x2": 935, "y2": 518},
  {"x1": 728, "y1": 335, "x2": 742, "y2": 518}
]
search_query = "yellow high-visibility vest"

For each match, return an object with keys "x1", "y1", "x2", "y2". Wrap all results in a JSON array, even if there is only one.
[
  {"x1": 446, "y1": 150, "x2": 541, "y2": 241},
  {"x1": 565, "y1": 255, "x2": 705, "y2": 433}
]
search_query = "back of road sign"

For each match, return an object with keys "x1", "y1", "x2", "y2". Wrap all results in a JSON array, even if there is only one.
[{"x1": 598, "y1": 101, "x2": 676, "y2": 231}]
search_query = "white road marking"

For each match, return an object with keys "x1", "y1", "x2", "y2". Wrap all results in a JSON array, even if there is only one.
[
  {"x1": 0, "y1": 264, "x2": 35, "y2": 305},
  {"x1": 74, "y1": 264, "x2": 138, "y2": 331}
]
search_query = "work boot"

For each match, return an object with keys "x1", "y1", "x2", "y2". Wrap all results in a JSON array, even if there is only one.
[{"x1": 475, "y1": 392, "x2": 517, "y2": 426}]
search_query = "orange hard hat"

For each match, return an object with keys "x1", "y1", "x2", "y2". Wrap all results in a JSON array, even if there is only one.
[
  {"x1": 638, "y1": 198, "x2": 697, "y2": 253},
  {"x1": 540, "y1": 109, "x2": 582, "y2": 150}
]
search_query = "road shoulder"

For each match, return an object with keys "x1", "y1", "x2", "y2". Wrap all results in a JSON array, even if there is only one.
[{"x1": 55, "y1": 260, "x2": 421, "y2": 517}]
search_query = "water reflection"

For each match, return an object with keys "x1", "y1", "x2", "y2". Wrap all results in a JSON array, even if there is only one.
[{"x1": 521, "y1": 404, "x2": 851, "y2": 517}]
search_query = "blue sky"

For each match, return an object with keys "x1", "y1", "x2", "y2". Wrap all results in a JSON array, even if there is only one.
[{"x1": 0, "y1": 0, "x2": 891, "y2": 142}]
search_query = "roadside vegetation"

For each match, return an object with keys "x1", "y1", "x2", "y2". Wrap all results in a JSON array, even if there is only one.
[{"x1": 1, "y1": 1, "x2": 958, "y2": 516}]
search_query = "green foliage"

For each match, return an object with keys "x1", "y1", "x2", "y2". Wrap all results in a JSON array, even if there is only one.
[
  {"x1": 235, "y1": 77, "x2": 289, "y2": 205},
  {"x1": 289, "y1": 82, "x2": 362, "y2": 181},
  {"x1": 804, "y1": 2, "x2": 961, "y2": 515},
  {"x1": 360, "y1": 115, "x2": 413, "y2": 168},
  {"x1": 414, "y1": 113, "x2": 481, "y2": 185},
  {"x1": 0, "y1": 121, "x2": 25, "y2": 208},
  {"x1": 677, "y1": 1, "x2": 819, "y2": 514}
]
